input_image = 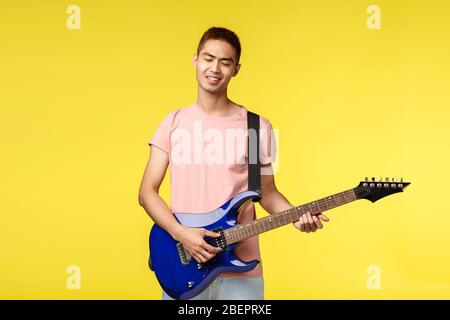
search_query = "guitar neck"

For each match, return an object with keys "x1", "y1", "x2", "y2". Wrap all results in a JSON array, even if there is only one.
[{"x1": 224, "y1": 188, "x2": 357, "y2": 245}]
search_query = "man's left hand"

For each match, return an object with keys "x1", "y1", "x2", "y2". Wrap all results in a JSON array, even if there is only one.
[{"x1": 293, "y1": 212, "x2": 330, "y2": 233}]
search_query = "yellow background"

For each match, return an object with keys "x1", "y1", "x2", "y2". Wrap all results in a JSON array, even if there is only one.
[{"x1": 1, "y1": 0, "x2": 449, "y2": 299}]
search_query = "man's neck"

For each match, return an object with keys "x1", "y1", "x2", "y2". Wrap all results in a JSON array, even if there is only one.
[{"x1": 197, "y1": 88, "x2": 237, "y2": 117}]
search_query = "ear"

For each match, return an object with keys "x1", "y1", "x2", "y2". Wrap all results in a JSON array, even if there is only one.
[
  {"x1": 192, "y1": 54, "x2": 198, "y2": 67},
  {"x1": 232, "y1": 63, "x2": 241, "y2": 77}
]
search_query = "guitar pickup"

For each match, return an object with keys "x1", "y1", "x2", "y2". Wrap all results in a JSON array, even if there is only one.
[{"x1": 206, "y1": 227, "x2": 228, "y2": 250}]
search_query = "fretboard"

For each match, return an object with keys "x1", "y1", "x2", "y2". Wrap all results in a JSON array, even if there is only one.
[{"x1": 224, "y1": 189, "x2": 357, "y2": 245}]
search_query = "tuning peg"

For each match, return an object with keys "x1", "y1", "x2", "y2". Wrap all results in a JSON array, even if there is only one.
[
  {"x1": 379, "y1": 177, "x2": 383, "y2": 182},
  {"x1": 401, "y1": 177, "x2": 403, "y2": 182},
  {"x1": 372, "y1": 177, "x2": 376, "y2": 182},
  {"x1": 385, "y1": 177, "x2": 389, "y2": 182},
  {"x1": 393, "y1": 177, "x2": 397, "y2": 182},
  {"x1": 365, "y1": 177, "x2": 369, "y2": 182}
]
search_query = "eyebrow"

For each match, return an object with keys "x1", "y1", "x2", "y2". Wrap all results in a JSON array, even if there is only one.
[{"x1": 202, "y1": 52, "x2": 234, "y2": 63}]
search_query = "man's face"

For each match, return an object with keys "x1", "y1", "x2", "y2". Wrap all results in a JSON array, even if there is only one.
[{"x1": 193, "y1": 39, "x2": 241, "y2": 94}]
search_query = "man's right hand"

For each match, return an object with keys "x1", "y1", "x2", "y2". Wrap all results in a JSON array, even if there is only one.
[{"x1": 173, "y1": 226, "x2": 222, "y2": 264}]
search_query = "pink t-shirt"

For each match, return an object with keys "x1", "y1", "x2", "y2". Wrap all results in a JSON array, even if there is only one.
[{"x1": 148, "y1": 103, "x2": 276, "y2": 278}]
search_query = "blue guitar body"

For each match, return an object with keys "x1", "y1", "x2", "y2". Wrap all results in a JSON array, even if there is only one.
[{"x1": 149, "y1": 191, "x2": 261, "y2": 300}]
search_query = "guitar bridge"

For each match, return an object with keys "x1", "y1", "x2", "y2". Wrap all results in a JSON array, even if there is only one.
[{"x1": 176, "y1": 242, "x2": 192, "y2": 266}]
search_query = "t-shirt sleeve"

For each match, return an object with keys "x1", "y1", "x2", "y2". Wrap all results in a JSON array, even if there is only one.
[
  {"x1": 148, "y1": 111, "x2": 176, "y2": 153},
  {"x1": 259, "y1": 117, "x2": 276, "y2": 166}
]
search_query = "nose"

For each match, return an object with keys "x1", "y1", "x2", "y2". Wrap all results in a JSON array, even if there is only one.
[{"x1": 210, "y1": 60, "x2": 220, "y2": 73}]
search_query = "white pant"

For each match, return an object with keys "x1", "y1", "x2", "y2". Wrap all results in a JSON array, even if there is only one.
[{"x1": 162, "y1": 276, "x2": 264, "y2": 300}]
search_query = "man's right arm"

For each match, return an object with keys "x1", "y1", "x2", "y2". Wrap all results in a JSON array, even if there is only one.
[
  {"x1": 138, "y1": 145, "x2": 185, "y2": 239},
  {"x1": 138, "y1": 145, "x2": 221, "y2": 263}
]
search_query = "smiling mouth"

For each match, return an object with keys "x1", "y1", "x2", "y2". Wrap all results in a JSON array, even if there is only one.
[{"x1": 206, "y1": 76, "x2": 221, "y2": 81}]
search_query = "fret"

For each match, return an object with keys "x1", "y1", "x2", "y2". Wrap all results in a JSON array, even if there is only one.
[
  {"x1": 306, "y1": 203, "x2": 312, "y2": 215},
  {"x1": 288, "y1": 208, "x2": 295, "y2": 222},
  {"x1": 318, "y1": 198, "x2": 328, "y2": 212},
  {"x1": 290, "y1": 207, "x2": 297, "y2": 221},
  {"x1": 276, "y1": 213, "x2": 281, "y2": 226},
  {"x1": 254, "y1": 221, "x2": 259, "y2": 235},
  {"x1": 313, "y1": 201, "x2": 320, "y2": 213},
  {"x1": 273, "y1": 215, "x2": 278, "y2": 227},
  {"x1": 316, "y1": 199, "x2": 323, "y2": 212},
  {"x1": 259, "y1": 220, "x2": 264, "y2": 234},
  {"x1": 332, "y1": 194, "x2": 338, "y2": 206},
  {"x1": 226, "y1": 229, "x2": 232, "y2": 243},
  {"x1": 316, "y1": 199, "x2": 328, "y2": 212},
  {"x1": 263, "y1": 218, "x2": 268, "y2": 233},
  {"x1": 315, "y1": 201, "x2": 322, "y2": 212},
  {"x1": 335, "y1": 193, "x2": 345, "y2": 205},
  {"x1": 328, "y1": 195, "x2": 337, "y2": 208},
  {"x1": 323, "y1": 198, "x2": 330, "y2": 209},
  {"x1": 268, "y1": 215, "x2": 275, "y2": 229},
  {"x1": 258, "y1": 220, "x2": 263, "y2": 235},
  {"x1": 283, "y1": 210, "x2": 290, "y2": 224},
  {"x1": 249, "y1": 222, "x2": 255, "y2": 237},
  {"x1": 224, "y1": 229, "x2": 230, "y2": 242},
  {"x1": 270, "y1": 215, "x2": 276, "y2": 228},
  {"x1": 309, "y1": 202, "x2": 316, "y2": 214},
  {"x1": 292, "y1": 207, "x2": 298, "y2": 221},
  {"x1": 299, "y1": 205, "x2": 306, "y2": 218},
  {"x1": 291, "y1": 207, "x2": 297, "y2": 220}
]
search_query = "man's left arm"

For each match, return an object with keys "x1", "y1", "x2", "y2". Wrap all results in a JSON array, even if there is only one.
[{"x1": 258, "y1": 164, "x2": 329, "y2": 233}]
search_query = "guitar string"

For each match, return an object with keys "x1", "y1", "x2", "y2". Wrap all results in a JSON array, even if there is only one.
[{"x1": 224, "y1": 184, "x2": 406, "y2": 242}]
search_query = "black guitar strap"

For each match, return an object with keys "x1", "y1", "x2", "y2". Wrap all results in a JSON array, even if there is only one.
[{"x1": 247, "y1": 111, "x2": 262, "y2": 202}]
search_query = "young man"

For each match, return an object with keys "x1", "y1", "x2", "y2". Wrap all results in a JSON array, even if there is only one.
[{"x1": 138, "y1": 27, "x2": 330, "y2": 300}]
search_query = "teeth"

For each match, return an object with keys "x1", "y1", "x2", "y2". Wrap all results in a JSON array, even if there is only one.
[{"x1": 207, "y1": 76, "x2": 220, "y2": 80}]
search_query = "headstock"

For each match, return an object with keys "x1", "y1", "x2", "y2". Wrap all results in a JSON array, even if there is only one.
[{"x1": 354, "y1": 177, "x2": 410, "y2": 202}]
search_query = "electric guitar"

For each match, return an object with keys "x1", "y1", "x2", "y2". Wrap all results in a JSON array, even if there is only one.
[{"x1": 148, "y1": 177, "x2": 410, "y2": 300}]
